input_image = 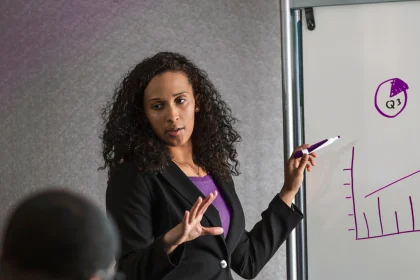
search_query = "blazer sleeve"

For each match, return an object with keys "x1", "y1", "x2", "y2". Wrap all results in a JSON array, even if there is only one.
[
  {"x1": 230, "y1": 194, "x2": 303, "y2": 279},
  {"x1": 106, "y1": 162, "x2": 186, "y2": 280}
]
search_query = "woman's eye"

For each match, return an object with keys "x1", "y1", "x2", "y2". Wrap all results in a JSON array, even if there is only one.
[
  {"x1": 152, "y1": 104, "x2": 162, "y2": 110},
  {"x1": 176, "y1": 98, "x2": 186, "y2": 104}
]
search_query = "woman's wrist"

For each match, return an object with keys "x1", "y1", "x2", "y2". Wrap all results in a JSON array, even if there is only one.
[
  {"x1": 279, "y1": 187, "x2": 297, "y2": 207},
  {"x1": 162, "y1": 228, "x2": 179, "y2": 256},
  {"x1": 163, "y1": 232, "x2": 178, "y2": 255}
]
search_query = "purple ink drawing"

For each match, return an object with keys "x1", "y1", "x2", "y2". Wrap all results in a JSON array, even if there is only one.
[
  {"x1": 374, "y1": 78, "x2": 408, "y2": 118},
  {"x1": 343, "y1": 147, "x2": 420, "y2": 240}
]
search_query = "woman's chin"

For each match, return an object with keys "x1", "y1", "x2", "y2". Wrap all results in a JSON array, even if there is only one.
[
  {"x1": 164, "y1": 137, "x2": 191, "y2": 148},
  {"x1": 165, "y1": 138, "x2": 185, "y2": 147}
]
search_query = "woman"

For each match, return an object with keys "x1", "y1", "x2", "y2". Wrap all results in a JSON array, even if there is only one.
[{"x1": 101, "y1": 52, "x2": 316, "y2": 280}]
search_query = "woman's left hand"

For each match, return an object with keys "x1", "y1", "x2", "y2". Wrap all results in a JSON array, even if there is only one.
[{"x1": 279, "y1": 144, "x2": 317, "y2": 206}]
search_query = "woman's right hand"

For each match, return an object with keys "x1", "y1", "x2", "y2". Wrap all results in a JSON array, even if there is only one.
[{"x1": 163, "y1": 191, "x2": 224, "y2": 255}]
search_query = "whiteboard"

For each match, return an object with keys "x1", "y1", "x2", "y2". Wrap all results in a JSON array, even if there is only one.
[{"x1": 302, "y1": 1, "x2": 420, "y2": 280}]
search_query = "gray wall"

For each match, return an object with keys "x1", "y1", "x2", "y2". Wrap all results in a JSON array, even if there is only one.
[{"x1": 0, "y1": 1, "x2": 286, "y2": 279}]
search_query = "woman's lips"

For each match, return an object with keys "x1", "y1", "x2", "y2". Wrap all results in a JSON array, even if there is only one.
[{"x1": 166, "y1": 127, "x2": 184, "y2": 137}]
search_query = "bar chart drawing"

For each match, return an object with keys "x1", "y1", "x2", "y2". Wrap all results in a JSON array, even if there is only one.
[{"x1": 343, "y1": 146, "x2": 420, "y2": 240}]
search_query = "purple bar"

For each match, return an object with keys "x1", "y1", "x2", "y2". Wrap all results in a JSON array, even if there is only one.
[
  {"x1": 378, "y1": 197, "x2": 383, "y2": 235},
  {"x1": 346, "y1": 196, "x2": 352, "y2": 199},
  {"x1": 395, "y1": 211, "x2": 400, "y2": 233},
  {"x1": 348, "y1": 229, "x2": 355, "y2": 231},
  {"x1": 344, "y1": 183, "x2": 350, "y2": 186},
  {"x1": 363, "y1": 212, "x2": 370, "y2": 237},
  {"x1": 343, "y1": 168, "x2": 351, "y2": 171},
  {"x1": 348, "y1": 214, "x2": 354, "y2": 216},
  {"x1": 410, "y1": 196, "x2": 415, "y2": 231},
  {"x1": 350, "y1": 147, "x2": 358, "y2": 239}
]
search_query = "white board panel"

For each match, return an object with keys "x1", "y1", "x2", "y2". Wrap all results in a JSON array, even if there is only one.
[{"x1": 302, "y1": 1, "x2": 420, "y2": 280}]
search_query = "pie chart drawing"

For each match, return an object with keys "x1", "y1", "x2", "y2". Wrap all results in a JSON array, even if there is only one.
[{"x1": 374, "y1": 78, "x2": 408, "y2": 118}]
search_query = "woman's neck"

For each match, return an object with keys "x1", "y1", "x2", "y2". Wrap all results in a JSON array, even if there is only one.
[
  {"x1": 169, "y1": 140, "x2": 194, "y2": 164},
  {"x1": 169, "y1": 140, "x2": 208, "y2": 177}
]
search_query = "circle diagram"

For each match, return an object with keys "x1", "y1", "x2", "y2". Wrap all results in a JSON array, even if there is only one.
[{"x1": 374, "y1": 78, "x2": 409, "y2": 118}]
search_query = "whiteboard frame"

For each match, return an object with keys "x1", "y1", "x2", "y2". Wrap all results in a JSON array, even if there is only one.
[
  {"x1": 280, "y1": 0, "x2": 418, "y2": 280},
  {"x1": 291, "y1": 0, "x2": 416, "y2": 8}
]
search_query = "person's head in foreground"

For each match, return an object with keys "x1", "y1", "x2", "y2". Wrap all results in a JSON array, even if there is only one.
[{"x1": 0, "y1": 188, "x2": 121, "y2": 280}]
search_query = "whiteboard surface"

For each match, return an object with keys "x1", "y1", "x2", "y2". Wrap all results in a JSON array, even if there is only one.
[{"x1": 302, "y1": 2, "x2": 420, "y2": 280}]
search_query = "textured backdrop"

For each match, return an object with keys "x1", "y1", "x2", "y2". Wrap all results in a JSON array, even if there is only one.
[{"x1": 0, "y1": 1, "x2": 287, "y2": 279}]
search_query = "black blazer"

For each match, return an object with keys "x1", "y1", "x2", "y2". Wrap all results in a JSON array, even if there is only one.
[{"x1": 106, "y1": 160, "x2": 303, "y2": 280}]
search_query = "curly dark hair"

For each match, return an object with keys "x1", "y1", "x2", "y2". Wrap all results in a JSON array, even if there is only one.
[{"x1": 100, "y1": 52, "x2": 242, "y2": 179}]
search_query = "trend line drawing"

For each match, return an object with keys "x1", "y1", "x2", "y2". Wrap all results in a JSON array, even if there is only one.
[
  {"x1": 365, "y1": 169, "x2": 420, "y2": 198},
  {"x1": 343, "y1": 146, "x2": 420, "y2": 240}
]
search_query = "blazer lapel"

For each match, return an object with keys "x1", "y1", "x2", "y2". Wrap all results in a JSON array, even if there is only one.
[
  {"x1": 211, "y1": 174, "x2": 245, "y2": 253},
  {"x1": 160, "y1": 162, "x2": 222, "y2": 229}
]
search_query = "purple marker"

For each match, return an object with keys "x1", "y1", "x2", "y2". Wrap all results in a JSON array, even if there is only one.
[{"x1": 294, "y1": 136, "x2": 340, "y2": 158}]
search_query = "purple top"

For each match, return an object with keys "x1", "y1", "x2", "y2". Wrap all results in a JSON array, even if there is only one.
[{"x1": 189, "y1": 175, "x2": 231, "y2": 239}]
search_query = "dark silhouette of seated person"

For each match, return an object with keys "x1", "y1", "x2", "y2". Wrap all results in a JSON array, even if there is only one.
[{"x1": 0, "y1": 189, "x2": 121, "y2": 280}]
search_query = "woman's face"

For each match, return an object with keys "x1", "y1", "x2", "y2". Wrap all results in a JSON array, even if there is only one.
[{"x1": 144, "y1": 71, "x2": 197, "y2": 147}]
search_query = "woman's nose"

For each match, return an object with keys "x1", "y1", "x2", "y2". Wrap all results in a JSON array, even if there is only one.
[{"x1": 165, "y1": 104, "x2": 180, "y2": 122}]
